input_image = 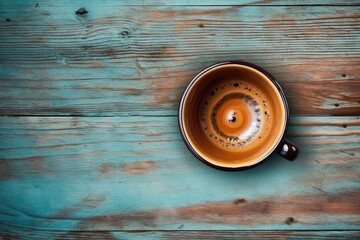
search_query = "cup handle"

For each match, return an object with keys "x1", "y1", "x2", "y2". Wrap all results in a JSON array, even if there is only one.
[{"x1": 278, "y1": 139, "x2": 299, "y2": 161}]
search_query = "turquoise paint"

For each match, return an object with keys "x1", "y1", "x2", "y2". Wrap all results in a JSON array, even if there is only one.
[
  {"x1": 0, "y1": 0, "x2": 359, "y2": 234},
  {"x1": 0, "y1": 116, "x2": 359, "y2": 231},
  {"x1": 1, "y1": 2, "x2": 359, "y2": 115},
  {"x1": 1, "y1": 0, "x2": 358, "y2": 8}
]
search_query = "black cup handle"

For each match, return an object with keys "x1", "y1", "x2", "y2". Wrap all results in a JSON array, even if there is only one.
[{"x1": 278, "y1": 139, "x2": 299, "y2": 161}]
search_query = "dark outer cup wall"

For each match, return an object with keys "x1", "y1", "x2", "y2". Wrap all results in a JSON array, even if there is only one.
[{"x1": 178, "y1": 61, "x2": 290, "y2": 171}]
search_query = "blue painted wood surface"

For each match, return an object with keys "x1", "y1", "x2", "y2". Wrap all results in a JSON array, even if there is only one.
[
  {"x1": 0, "y1": 0, "x2": 359, "y2": 238},
  {"x1": 0, "y1": 116, "x2": 359, "y2": 232},
  {"x1": 2, "y1": 230, "x2": 360, "y2": 240},
  {"x1": 1, "y1": 1, "x2": 359, "y2": 116}
]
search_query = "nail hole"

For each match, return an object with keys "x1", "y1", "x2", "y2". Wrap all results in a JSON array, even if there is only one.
[
  {"x1": 120, "y1": 30, "x2": 130, "y2": 37},
  {"x1": 334, "y1": 103, "x2": 339, "y2": 107},
  {"x1": 342, "y1": 124, "x2": 347, "y2": 128},
  {"x1": 75, "y1": 8, "x2": 88, "y2": 17},
  {"x1": 6, "y1": 18, "x2": 10, "y2": 22},
  {"x1": 198, "y1": 23, "x2": 204, "y2": 28},
  {"x1": 342, "y1": 73, "x2": 347, "y2": 78},
  {"x1": 285, "y1": 217, "x2": 297, "y2": 225},
  {"x1": 234, "y1": 198, "x2": 246, "y2": 205}
]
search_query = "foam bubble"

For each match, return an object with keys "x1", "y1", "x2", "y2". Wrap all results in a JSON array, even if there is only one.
[{"x1": 236, "y1": 99, "x2": 262, "y2": 143}]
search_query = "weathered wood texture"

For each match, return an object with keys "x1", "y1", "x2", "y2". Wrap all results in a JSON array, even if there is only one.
[
  {"x1": 0, "y1": 0, "x2": 359, "y2": 237},
  {"x1": 1, "y1": 3, "x2": 359, "y2": 116},
  {"x1": 1, "y1": 230, "x2": 360, "y2": 240},
  {"x1": 0, "y1": 116, "x2": 359, "y2": 231},
  {"x1": 2, "y1": 1, "x2": 360, "y2": 6}
]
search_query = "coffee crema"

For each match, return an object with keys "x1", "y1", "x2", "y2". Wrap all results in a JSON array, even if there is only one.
[
  {"x1": 181, "y1": 64, "x2": 287, "y2": 167},
  {"x1": 201, "y1": 80, "x2": 271, "y2": 151}
]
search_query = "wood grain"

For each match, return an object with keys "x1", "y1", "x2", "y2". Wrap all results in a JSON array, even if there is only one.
[
  {"x1": 1, "y1": 3, "x2": 359, "y2": 116},
  {"x1": 1, "y1": 0, "x2": 360, "y2": 7},
  {"x1": 0, "y1": 116, "x2": 359, "y2": 231},
  {"x1": 0, "y1": 0, "x2": 359, "y2": 237},
  {"x1": 1, "y1": 230, "x2": 360, "y2": 240}
]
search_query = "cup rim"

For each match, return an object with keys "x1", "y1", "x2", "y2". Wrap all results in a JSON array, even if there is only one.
[{"x1": 178, "y1": 61, "x2": 290, "y2": 171}]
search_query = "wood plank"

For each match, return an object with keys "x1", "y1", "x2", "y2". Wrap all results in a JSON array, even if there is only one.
[
  {"x1": 1, "y1": 4, "x2": 359, "y2": 116},
  {"x1": 1, "y1": 0, "x2": 360, "y2": 7},
  {"x1": 0, "y1": 116, "x2": 359, "y2": 231},
  {"x1": 1, "y1": 230, "x2": 360, "y2": 240}
]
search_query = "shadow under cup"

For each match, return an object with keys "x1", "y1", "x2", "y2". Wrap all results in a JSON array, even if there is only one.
[{"x1": 179, "y1": 62, "x2": 289, "y2": 169}]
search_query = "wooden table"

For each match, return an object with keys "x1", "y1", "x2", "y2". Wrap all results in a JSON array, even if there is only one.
[{"x1": 1, "y1": 0, "x2": 359, "y2": 239}]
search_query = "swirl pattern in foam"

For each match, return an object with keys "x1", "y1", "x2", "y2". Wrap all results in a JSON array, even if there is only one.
[{"x1": 201, "y1": 80, "x2": 271, "y2": 151}]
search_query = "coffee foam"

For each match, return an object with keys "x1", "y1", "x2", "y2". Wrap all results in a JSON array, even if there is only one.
[{"x1": 201, "y1": 80, "x2": 271, "y2": 151}]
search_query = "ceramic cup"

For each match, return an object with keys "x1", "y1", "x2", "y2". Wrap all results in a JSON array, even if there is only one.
[{"x1": 178, "y1": 61, "x2": 298, "y2": 170}]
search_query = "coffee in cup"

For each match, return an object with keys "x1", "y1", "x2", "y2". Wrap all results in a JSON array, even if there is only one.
[{"x1": 179, "y1": 61, "x2": 298, "y2": 170}]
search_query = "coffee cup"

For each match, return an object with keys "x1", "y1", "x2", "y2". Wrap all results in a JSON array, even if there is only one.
[{"x1": 178, "y1": 61, "x2": 298, "y2": 170}]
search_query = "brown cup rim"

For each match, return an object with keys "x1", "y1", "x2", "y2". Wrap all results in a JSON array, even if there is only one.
[{"x1": 178, "y1": 61, "x2": 290, "y2": 171}]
